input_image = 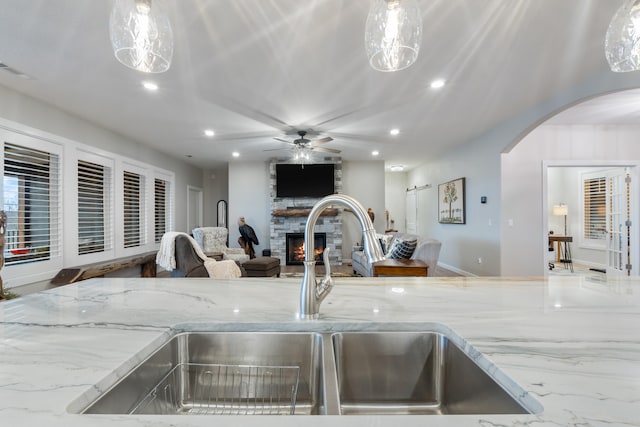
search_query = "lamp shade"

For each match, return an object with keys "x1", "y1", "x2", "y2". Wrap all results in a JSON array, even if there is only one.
[
  {"x1": 605, "y1": 0, "x2": 640, "y2": 72},
  {"x1": 364, "y1": 0, "x2": 422, "y2": 72},
  {"x1": 552, "y1": 204, "x2": 568, "y2": 216},
  {"x1": 109, "y1": 0, "x2": 173, "y2": 73}
]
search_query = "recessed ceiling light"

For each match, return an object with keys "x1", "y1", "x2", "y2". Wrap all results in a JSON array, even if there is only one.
[
  {"x1": 389, "y1": 128, "x2": 400, "y2": 136},
  {"x1": 204, "y1": 129, "x2": 215, "y2": 137},
  {"x1": 372, "y1": 150, "x2": 379, "y2": 156},
  {"x1": 142, "y1": 81, "x2": 158, "y2": 91},
  {"x1": 232, "y1": 151, "x2": 240, "y2": 158},
  {"x1": 430, "y1": 79, "x2": 446, "y2": 89},
  {"x1": 389, "y1": 165, "x2": 404, "y2": 172}
]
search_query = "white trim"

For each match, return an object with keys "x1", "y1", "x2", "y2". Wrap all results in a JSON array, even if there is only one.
[
  {"x1": 0, "y1": 130, "x2": 64, "y2": 287},
  {"x1": 436, "y1": 262, "x2": 477, "y2": 277}
]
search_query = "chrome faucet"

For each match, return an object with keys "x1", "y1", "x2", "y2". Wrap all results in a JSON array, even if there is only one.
[{"x1": 300, "y1": 194, "x2": 385, "y2": 319}]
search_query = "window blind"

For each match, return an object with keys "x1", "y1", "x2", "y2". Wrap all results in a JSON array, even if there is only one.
[
  {"x1": 3, "y1": 142, "x2": 61, "y2": 265},
  {"x1": 78, "y1": 160, "x2": 112, "y2": 254},
  {"x1": 123, "y1": 171, "x2": 145, "y2": 248},
  {"x1": 583, "y1": 176, "x2": 606, "y2": 240},
  {"x1": 154, "y1": 178, "x2": 168, "y2": 243}
]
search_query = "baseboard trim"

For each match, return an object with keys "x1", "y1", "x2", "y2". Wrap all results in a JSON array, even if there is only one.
[{"x1": 437, "y1": 262, "x2": 478, "y2": 277}]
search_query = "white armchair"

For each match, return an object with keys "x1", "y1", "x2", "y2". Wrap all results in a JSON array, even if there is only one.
[{"x1": 192, "y1": 227, "x2": 250, "y2": 264}]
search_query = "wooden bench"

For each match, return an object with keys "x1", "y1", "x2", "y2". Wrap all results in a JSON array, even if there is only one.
[{"x1": 50, "y1": 251, "x2": 157, "y2": 286}]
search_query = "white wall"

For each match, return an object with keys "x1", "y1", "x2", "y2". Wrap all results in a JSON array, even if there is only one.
[
  {"x1": 547, "y1": 167, "x2": 570, "y2": 235},
  {"x1": 0, "y1": 84, "x2": 203, "y2": 232},
  {"x1": 228, "y1": 161, "x2": 271, "y2": 256},
  {"x1": 384, "y1": 172, "x2": 407, "y2": 232},
  {"x1": 502, "y1": 125, "x2": 640, "y2": 275}
]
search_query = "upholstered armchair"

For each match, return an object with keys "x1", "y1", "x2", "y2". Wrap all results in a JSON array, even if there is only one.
[{"x1": 192, "y1": 227, "x2": 250, "y2": 264}]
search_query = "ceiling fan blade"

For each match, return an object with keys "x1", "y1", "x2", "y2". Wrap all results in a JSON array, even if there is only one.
[
  {"x1": 273, "y1": 137, "x2": 293, "y2": 144},
  {"x1": 263, "y1": 147, "x2": 288, "y2": 152},
  {"x1": 312, "y1": 147, "x2": 341, "y2": 154},
  {"x1": 310, "y1": 136, "x2": 333, "y2": 145}
]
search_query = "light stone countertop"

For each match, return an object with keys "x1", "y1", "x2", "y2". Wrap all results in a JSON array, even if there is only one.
[{"x1": 0, "y1": 275, "x2": 639, "y2": 426}]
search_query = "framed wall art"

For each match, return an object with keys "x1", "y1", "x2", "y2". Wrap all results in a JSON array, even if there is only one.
[{"x1": 438, "y1": 177, "x2": 466, "y2": 224}]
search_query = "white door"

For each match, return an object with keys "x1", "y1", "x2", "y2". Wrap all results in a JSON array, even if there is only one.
[
  {"x1": 606, "y1": 170, "x2": 631, "y2": 276},
  {"x1": 187, "y1": 186, "x2": 203, "y2": 233}
]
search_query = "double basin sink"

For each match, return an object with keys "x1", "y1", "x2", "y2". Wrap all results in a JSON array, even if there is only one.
[{"x1": 79, "y1": 326, "x2": 542, "y2": 416}]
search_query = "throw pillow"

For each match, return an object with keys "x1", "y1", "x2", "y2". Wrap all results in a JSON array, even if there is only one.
[
  {"x1": 379, "y1": 233, "x2": 395, "y2": 254},
  {"x1": 385, "y1": 238, "x2": 418, "y2": 260}
]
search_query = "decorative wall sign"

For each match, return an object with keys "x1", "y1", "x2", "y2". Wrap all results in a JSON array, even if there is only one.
[{"x1": 438, "y1": 177, "x2": 466, "y2": 224}]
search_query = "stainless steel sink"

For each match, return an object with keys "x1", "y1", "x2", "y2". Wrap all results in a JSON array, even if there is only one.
[
  {"x1": 332, "y1": 331, "x2": 542, "y2": 415},
  {"x1": 77, "y1": 327, "x2": 541, "y2": 417},
  {"x1": 82, "y1": 332, "x2": 326, "y2": 415}
]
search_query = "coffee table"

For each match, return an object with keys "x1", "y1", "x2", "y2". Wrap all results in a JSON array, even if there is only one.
[{"x1": 373, "y1": 259, "x2": 428, "y2": 277}]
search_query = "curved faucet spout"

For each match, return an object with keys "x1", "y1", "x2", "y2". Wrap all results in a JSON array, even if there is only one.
[{"x1": 299, "y1": 194, "x2": 384, "y2": 319}]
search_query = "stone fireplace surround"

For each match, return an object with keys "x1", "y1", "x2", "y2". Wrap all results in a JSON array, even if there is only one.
[{"x1": 269, "y1": 158, "x2": 343, "y2": 266}]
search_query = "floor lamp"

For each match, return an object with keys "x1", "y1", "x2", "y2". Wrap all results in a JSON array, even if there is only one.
[{"x1": 553, "y1": 204, "x2": 568, "y2": 235}]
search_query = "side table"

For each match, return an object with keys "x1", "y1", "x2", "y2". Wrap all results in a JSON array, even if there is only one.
[{"x1": 373, "y1": 259, "x2": 428, "y2": 277}]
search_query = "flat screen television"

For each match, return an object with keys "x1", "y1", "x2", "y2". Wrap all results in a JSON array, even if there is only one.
[{"x1": 276, "y1": 163, "x2": 335, "y2": 198}]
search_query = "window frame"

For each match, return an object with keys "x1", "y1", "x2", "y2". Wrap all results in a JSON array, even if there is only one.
[
  {"x1": 74, "y1": 150, "x2": 115, "y2": 263},
  {"x1": 117, "y1": 161, "x2": 149, "y2": 253},
  {"x1": 0, "y1": 129, "x2": 63, "y2": 285}
]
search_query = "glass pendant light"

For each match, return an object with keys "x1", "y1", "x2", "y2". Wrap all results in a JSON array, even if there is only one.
[
  {"x1": 605, "y1": 0, "x2": 640, "y2": 72},
  {"x1": 109, "y1": 0, "x2": 173, "y2": 73},
  {"x1": 364, "y1": 0, "x2": 422, "y2": 72},
  {"x1": 293, "y1": 145, "x2": 312, "y2": 165}
]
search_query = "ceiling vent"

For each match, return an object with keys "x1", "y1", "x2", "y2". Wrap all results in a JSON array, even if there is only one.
[{"x1": 0, "y1": 62, "x2": 33, "y2": 79}]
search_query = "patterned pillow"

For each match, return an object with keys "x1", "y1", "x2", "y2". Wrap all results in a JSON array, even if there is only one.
[{"x1": 385, "y1": 238, "x2": 418, "y2": 260}]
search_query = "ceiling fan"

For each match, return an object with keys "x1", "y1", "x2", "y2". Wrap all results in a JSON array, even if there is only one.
[{"x1": 268, "y1": 131, "x2": 341, "y2": 155}]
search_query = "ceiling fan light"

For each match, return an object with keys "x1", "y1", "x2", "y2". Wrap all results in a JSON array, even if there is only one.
[
  {"x1": 293, "y1": 145, "x2": 313, "y2": 164},
  {"x1": 365, "y1": 0, "x2": 422, "y2": 72},
  {"x1": 109, "y1": 0, "x2": 173, "y2": 73},
  {"x1": 605, "y1": 0, "x2": 640, "y2": 72}
]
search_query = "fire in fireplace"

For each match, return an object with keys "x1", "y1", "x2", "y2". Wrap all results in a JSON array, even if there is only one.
[{"x1": 286, "y1": 232, "x2": 327, "y2": 265}]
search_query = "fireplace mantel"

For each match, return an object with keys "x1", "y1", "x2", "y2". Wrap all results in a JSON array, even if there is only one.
[{"x1": 271, "y1": 208, "x2": 339, "y2": 217}]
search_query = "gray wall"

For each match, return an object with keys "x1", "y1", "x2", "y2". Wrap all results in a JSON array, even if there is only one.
[
  {"x1": 0, "y1": 84, "x2": 204, "y2": 232},
  {"x1": 203, "y1": 165, "x2": 229, "y2": 227},
  {"x1": 407, "y1": 138, "x2": 501, "y2": 276},
  {"x1": 403, "y1": 70, "x2": 640, "y2": 276}
]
